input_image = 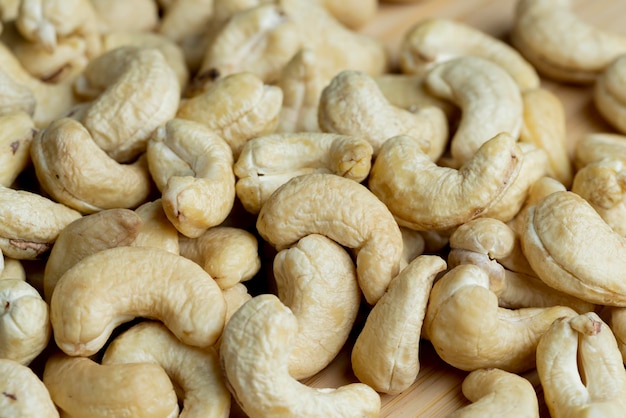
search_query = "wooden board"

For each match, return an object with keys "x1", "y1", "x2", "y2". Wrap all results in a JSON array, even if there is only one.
[{"x1": 231, "y1": 1, "x2": 626, "y2": 417}]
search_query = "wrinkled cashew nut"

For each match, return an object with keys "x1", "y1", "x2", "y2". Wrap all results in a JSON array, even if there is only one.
[{"x1": 0, "y1": 358, "x2": 58, "y2": 417}]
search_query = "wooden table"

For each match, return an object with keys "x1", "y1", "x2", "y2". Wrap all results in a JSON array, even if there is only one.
[{"x1": 231, "y1": 1, "x2": 626, "y2": 416}]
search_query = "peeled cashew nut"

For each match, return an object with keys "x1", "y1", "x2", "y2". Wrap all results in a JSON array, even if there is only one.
[
  {"x1": 220, "y1": 294, "x2": 381, "y2": 418},
  {"x1": 43, "y1": 208, "x2": 143, "y2": 302},
  {"x1": 511, "y1": 0, "x2": 626, "y2": 83},
  {"x1": 147, "y1": 118, "x2": 235, "y2": 238},
  {"x1": 274, "y1": 234, "x2": 360, "y2": 380},
  {"x1": 177, "y1": 72, "x2": 283, "y2": 159},
  {"x1": 102, "y1": 321, "x2": 231, "y2": 418},
  {"x1": 574, "y1": 133, "x2": 626, "y2": 171},
  {"x1": 399, "y1": 226, "x2": 426, "y2": 270},
  {"x1": 30, "y1": 117, "x2": 153, "y2": 213},
  {"x1": 0, "y1": 185, "x2": 81, "y2": 259},
  {"x1": 314, "y1": 0, "x2": 377, "y2": 29},
  {"x1": 73, "y1": 46, "x2": 180, "y2": 163},
  {"x1": 448, "y1": 368, "x2": 539, "y2": 418},
  {"x1": 368, "y1": 133, "x2": 522, "y2": 231},
  {"x1": 257, "y1": 173, "x2": 403, "y2": 305},
  {"x1": 595, "y1": 55, "x2": 626, "y2": 134},
  {"x1": 351, "y1": 255, "x2": 447, "y2": 394},
  {"x1": 508, "y1": 175, "x2": 567, "y2": 235},
  {"x1": 536, "y1": 313, "x2": 626, "y2": 417},
  {"x1": 222, "y1": 283, "x2": 252, "y2": 325},
  {"x1": 179, "y1": 226, "x2": 261, "y2": 290},
  {"x1": 318, "y1": 70, "x2": 448, "y2": 159},
  {"x1": 522, "y1": 191, "x2": 626, "y2": 306},
  {"x1": 423, "y1": 264, "x2": 576, "y2": 373},
  {"x1": 424, "y1": 56, "x2": 523, "y2": 166},
  {"x1": 0, "y1": 68, "x2": 36, "y2": 117},
  {"x1": 0, "y1": 255, "x2": 25, "y2": 281},
  {"x1": 157, "y1": 0, "x2": 214, "y2": 45},
  {"x1": 399, "y1": 17, "x2": 540, "y2": 91},
  {"x1": 0, "y1": 111, "x2": 35, "y2": 187},
  {"x1": 234, "y1": 132, "x2": 373, "y2": 214},
  {"x1": 0, "y1": 358, "x2": 58, "y2": 417},
  {"x1": 43, "y1": 353, "x2": 179, "y2": 418},
  {"x1": 50, "y1": 246, "x2": 226, "y2": 356},
  {"x1": 132, "y1": 199, "x2": 180, "y2": 254},
  {"x1": 605, "y1": 306, "x2": 626, "y2": 363},
  {"x1": 0, "y1": 279, "x2": 50, "y2": 365},
  {"x1": 90, "y1": 0, "x2": 159, "y2": 33}
]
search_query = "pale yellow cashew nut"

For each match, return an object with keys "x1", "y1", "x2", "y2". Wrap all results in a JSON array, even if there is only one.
[
  {"x1": 132, "y1": 199, "x2": 180, "y2": 254},
  {"x1": 0, "y1": 111, "x2": 35, "y2": 188},
  {"x1": 90, "y1": 0, "x2": 159, "y2": 33},
  {"x1": 0, "y1": 254, "x2": 25, "y2": 281},
  {"x1": 595, "y1": 55, "x2": 626, "y2": 134},
  {"x1": 0, "y1": 68, "x2": 36, "y2": 117},
  {"x1": 574, "y1": 132, "x2": 626, "y2": 170},
  {"x1": 0, "y1": 358, "x2": 58, "y2": 417}
]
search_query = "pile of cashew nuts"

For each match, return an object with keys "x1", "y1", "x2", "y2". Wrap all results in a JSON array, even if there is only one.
[{"x1": 1, "y1": 0, "x2": 626, "y2": 416}]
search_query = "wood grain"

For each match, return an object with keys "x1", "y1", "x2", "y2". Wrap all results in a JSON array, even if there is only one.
[{"x1": 230, "y1": 1, "x2": 626, "y2": 417}]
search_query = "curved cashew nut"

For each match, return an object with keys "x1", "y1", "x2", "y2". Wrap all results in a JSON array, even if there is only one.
[
  {"x1": 399, "y1": 17, "x2": 540, "y2": 91},
  {"x1": 318, "y1": 70, "x2": 448, "y2": 159},
  {"x1": 102, "y1": 321, "x2": 231, "y2": 418},
  {"x1": 574, "y1": 133, "x2": 626, "y2": 171},
  {"x1": 179, "y1": 226, "x2": 261, "y2": 290},
  {"x1": 536, "y1": 313, "x2": 626, "y2": 417},
  {"x1": 132, "y1": 199, "x2": 180, "y2": 254},
  {"x1": 147, "y1": 118, "x2": 235, "y2": 238},
  {"x1": 423, "y1": 264, "x2": 576, "y2": 372},
  {"x1": 90, "y1": 0, "x2": 159, "y2": 33},
  {"x1": 234, "y1": 132, "x2": 373, "y2": 214},
  {"x1": 351, "y1": 255, "x2": 447, "y2": 394},
  {"x1": 257, "y1": 173, "x2": 403, "y2": 305},
  {"x1": 274, "y1": 234, "x2": 360, "y2": 380},
  {"x1": 605, "y1": 306, "x2": 626, "y2": 363},
  {"x1": 0, "y1": 111, "x2": 35, "y2": 188},
  {"x1": 315, "y1": 0, "x2": 377, "y2": 29},
  {"x1": 0, "y1": 185, "x2": 81, "y2": 259},
  {"x1": 43, "y1": 208, "x2": 143, "y2": 302},
  {"x1": 0, "y1": 279, "x2": 50, "y2": 365},
  {"x1": 399, "y1": 226, "x2": 426, "y2": 270},
  {"x1": 595, "y1": 55, "x2": 626, "y2": 134},
  {"x1": 0, "y1": 255, "x2": 25, "y2": 281},
  {"x1": 511, "y1": 0, "x2": 626, "y2": 83},
  {"x1": 157, "y1": 0, "x2": 215, "y2": 44},
  {"x1": 509, "y1": 175, "x2": 567, "y2": 235},
  {"x1": 448, "y1": 368, "x2": 539, "y2": 418},
  {"x1": 30, "y1": 117, "x2": 153, "y2": 213},
  {"x1": 43, "y1": 353, "x2": 179, "y2": 418},
  {"x1": 222, "y1": 283, "x2": 252, "y2": 325},
  {"x1": 368, "y1": 133, "x2": 522, "y2": 231},
  {"x1": 0, "y1": 67, "x2": 35, "y2": 117},
  {"x1": 0, "y1": 358, "x2": 58, "y2": 417},
  {"x1": 220, "y1": 294, "x2": 381, "y2": 418},
  {"x1": 50, "y1": 246, "x2": 226, "y2": 356},
  {"x1": 522, "y1": 191, "x2": 626, "y2": 306},
  {"x1": 177, "y1": 72, "x2": 283, "y2": 159},
  {"x1": 424, "y1": 56, "x2": 523, "y2": 166}
]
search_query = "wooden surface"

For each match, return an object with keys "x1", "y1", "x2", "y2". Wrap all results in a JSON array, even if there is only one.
[{"x1": 231, "y1": 1, "x2": 626, "y2": 417}]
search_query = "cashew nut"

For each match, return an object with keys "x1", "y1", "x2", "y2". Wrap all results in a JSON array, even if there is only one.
[
  {"x1": 222, "y1": 282, "x2": 252, "y2": 325},
  {"x1": 574, "y1": 132, "x2": 626, "y2": 171},
  {"x1": 132, "y1": 199, "x2": 180, "y2": 254},
  {"x1": 594, "y1": 55, "x2": 626, "y2": 134},
  {"x1": 257, "y1": 173, "x2": 403, "y2": 305},
  {"x1": 102, "y1": 321, "x2": 231, "y2": 418},
  {"x1": 0, "y1": 111, "x2": 35, "y2": 187},
  {"x1": 50, "y1": 246, "x2": 226, "y2": 356},
  {"x1": 90, "y1": 0, "x2": 159, "y2": 33},
  {"x1": 0, "y1": 255, "x2": 25, "y2": 281},
  {"x1": 0, "y1": 68, "x2": 36, "y2": 117},
  {"x1": 399, "y1": 226, "x2": 426, "y2": 270},
  {"x1": 0, "y1": 279, "x2": 50, "y2": 365},
  {"x1": 536, "y1": 313, "x2": 626, "y2": 417},
  {"x1": 0, "y1": 358, "x2": 58, "y2": 417},
  {"x1": 368, "y1": 133, "x2": 522, "y2": 231},
  {"x1": 234, "y1": 132, "x2": 373, "y2": 214},
  {"x1": 43, "y1": 353, "x2": 180, "y2": 418},
  {"x1": 351, "y1": 255, "x2": 447, "y2": 394},
  {"x1": 220, "y1": 294, "x2": 381, "y2": 418},
  {"x1": 318, "y1": 70, "x2": 448, "y2": 159},
  {"x1": 147, "y1": 118, "x2": 235, "y2": 238}
]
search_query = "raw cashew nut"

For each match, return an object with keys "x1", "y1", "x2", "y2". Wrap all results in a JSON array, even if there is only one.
[
  {"x1": 508, "y1": 175, "x2": 567, "y2": 235},
  {"x1": 511, "y1": 0, "x2": 626, "y2": 83},
  {"x1": 102, "y1": 321, "x2": 231, "y2": 418},
  {"x1": 399, "y1": 17, "x2": 540, "y2": 91},
  {"x1": 222, "y1": 283, "x2": 252, "y2": 324},
  {"x1": 177, "y1": 72, "x2": 282, "y2": 159},
  {"x1": 220, "y1": 294, "x2": 381, "y2": 418},
  {"x1": 274, "y1": 234, "x2": 360, "y2": 380},
  {"x1": 595, "y1": 55, "x2": 626, "y2": 134},
  {"x1": 351, "y1": 255, "x2": 447, "y2": 394},
  {"x1": 43, "y1": 353, "x2": 179, "y2": 418},
  {"x1": 0, "y1": 279, "x2": 50, "y2": 365},
  {"x1": 424, "y1": 56, "x2": 523, "y2": 166},
  {"x1": 90, "y1": 0, "x2": 159, "y2": 33},
  {"x1": 43, "y1": 208, "x2": 143, "y2": 302},
  {"x1": 147, "y1": 118, "x2": 235, "y2": 238},
  {"x1": 448, "y1": 368, "x2": 539, "y2": 418},
  {"x1": 0, "y1": 111, "x2": 35, "y2": 187},
  {"x1": 399, "y1": 226, "x2": 426, "y2": 270},
  {"x1": 0, "y1": 69, "x2": 36, "y2": 117},
  {"x1": 234, "y1": 132, "x2": 373, "y2": 214},
  {"x1": 0, "y1": 358, "x2": 58, "y2": 417},
  {"x1": 574, "y1": 133, "x2": 626, "y2": 171},
  {"x1": 132, "y1": 199, "x2": 180, "y2": 254},
  {"x1": 157, "y1": 0, "x2": 215, "y2": 45},
  {"x1": 30, "y1": 117, "x2": 153, "y2": 213},
  {"x1": 368, "y1": 133, "x2": 522, "y2": 231},
  {"x1": 50, "y1": 246, "x2": 226, "y2": 356},
  {"x1": 257, "y1": 173, "x2": 403, "y2": 305},
  {"x1": 0, "y1": 185, "x2": 81, "y2": 259},
  {"x1": 522, "y1": 191, "x2": 626, "y2": 306},
  {"x1": 179, "y1": 226, "x2": 261, "y2": 290},
  {"x1": 423, "y1": 264, "x2": 576, "y2": 372},
  {"x1": 314, "y1": 0, "x2": 377, "y2": 29},
  {"x1": 0, "y1": 255, "x2": 25, "y2": 281},
  {"x1": 318, "y1": 70, "x2": 448, "y2": 159},
  {"x1": 536, "y1": 313, "x2": 626, "y2": 417}
]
